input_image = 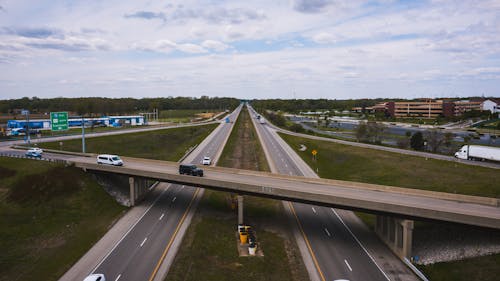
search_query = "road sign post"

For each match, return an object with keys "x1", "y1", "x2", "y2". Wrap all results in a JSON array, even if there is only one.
[
  {"x1": 311, "y1": 149, "x2": 318, "y2": 161},
  {"x1": 21, "y1": 110, "x2": 30, "y2": 145},
  {"x1": 50, "y1": 112, "x2": 68, "y2": 131}
]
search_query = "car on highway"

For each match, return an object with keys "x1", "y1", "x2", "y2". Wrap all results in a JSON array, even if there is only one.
[
  {"x1": 25, "y1": 148, "x2": 42, "y2": 158},
  {"x1": 97, "y1": 154, "x2": 124, "y2": 166},
  {"x1": 202, "y1": 156, "x2": 211, "y2": 165},
  {"x1": 179, "y1": 164, "x2": 204, "y2": 176},
  {"x1": 83, "y1": 273, "x2": 106, "y2": 281}
]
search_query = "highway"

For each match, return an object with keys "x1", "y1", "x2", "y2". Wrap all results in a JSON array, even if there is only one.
[
  {"x1": 56, "y1": 104, "x2": 242, "y2": 281},
  {"x1": 90, "y1": 105, "x2": 241, "y2": 281},
  {"x1": 67, "y1": 144, "x2": 500, "y2": 230},
  {"x1": 249, "y1": 106, "x2": 394, "y2": 281}
]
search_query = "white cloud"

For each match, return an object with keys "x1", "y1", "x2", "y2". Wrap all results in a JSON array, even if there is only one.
[
  {"x1": 311, "y1": 32, "x2": 337, "y2": 44},
  {"x1": 201, "y1": 40, "x2": 230, "y2": 52},
  {"x1": 0, "y1": 0, "x2": 499, "y2": 99}
]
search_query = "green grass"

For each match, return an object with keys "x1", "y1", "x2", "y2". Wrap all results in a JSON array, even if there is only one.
[
  {"x1": 39, "y1": 124, "x2": 218, "y2": 161},
  {"x1": 417, "y1": 254, "x2": 500, "y2": 281},
  {"x1": 218, "y1": 108, "x2": 269, "y2": 171},
  {"x1": 279, "y1": 132, "x2": 500, "y2": 198},
  {"x1": 165, "y1": 190, "x2": 308, "y2": 281},
  {"x1": 0, "y1": 157, "x2": 126, "y2": 281}
]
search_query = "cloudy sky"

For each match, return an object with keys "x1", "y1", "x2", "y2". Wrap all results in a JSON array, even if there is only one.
[{"x1": 0, "y1": 0, "x2": 499, "y2": 100}]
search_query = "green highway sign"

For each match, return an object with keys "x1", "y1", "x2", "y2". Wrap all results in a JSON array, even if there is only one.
[{"x1": 50, "y1": 112, "x2": 68, "y2": 131}]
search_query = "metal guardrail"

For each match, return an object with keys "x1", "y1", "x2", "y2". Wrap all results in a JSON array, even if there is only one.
[
  {"x1": 403, "y1": 257, "x2": 429, "y2": 281},
  {"x1": 0, "y1": 152, "x2": 68, "y2": 164}
]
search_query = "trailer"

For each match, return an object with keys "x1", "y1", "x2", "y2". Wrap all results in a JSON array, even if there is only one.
[{"x1": 454, "y1": 145, "x2": 500, "y2": 162}]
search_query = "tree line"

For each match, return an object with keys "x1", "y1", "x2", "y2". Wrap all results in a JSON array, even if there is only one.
[{"x1": 0, "y1": 96, "x2": 241, "y2": 115}]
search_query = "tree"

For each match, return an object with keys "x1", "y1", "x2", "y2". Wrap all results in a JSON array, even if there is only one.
[
  {"x1": 425, "y1": 130, "x2": 444, "y2": 153},
  {"x1": 410, "y1": 132, "x2": 425, "y2": 150},
  {"x1": 356, "y1": 121, "x2": 368, "y2": 142},
  {"x1": 289, "y1": 123, "x2": 305, "y2": 133},
  {"x1": 444, "y1": 132, "x2": 454, "y2": 147},
  {"x1": 366, "y1": 121, "x2": 386, "y2": 144}
]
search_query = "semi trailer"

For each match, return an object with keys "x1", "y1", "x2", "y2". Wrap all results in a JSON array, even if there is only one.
[{"x1": 454, "y1": 145, "x2": 500, "y2": 162}]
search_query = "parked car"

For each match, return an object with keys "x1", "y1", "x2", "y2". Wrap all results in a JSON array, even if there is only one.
[
  {"x1": 83, "y1": 274, "x2": 106, "y2": 281},
  {"x1": 97, "y1": 154, "x2": 124, "y2": 166},
  {"x1": 179, "y1": 164, "x2": 204, "y2": 176},
  {"x1": 25, "y1": 148, "x2": 42, "y2": 158},
  {"x1": 202, "y1": 156, "x2": 211, "y2": 165}
]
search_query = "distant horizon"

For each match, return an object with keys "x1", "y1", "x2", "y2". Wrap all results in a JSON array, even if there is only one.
[
  {"x1": 1, "y1": 1, "x2": 500, "y2": 99},
  {"x1": 1, "y1": 95, "x2": 500, "y2": 102}
]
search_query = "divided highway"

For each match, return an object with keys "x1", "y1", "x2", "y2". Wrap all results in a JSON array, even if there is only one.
[
  {"x1": 248, "y1": 106, "x2": 393, "y2": 281},
  {"x1": 59, "y1": 105, "x2": 242, "y2": 281}
]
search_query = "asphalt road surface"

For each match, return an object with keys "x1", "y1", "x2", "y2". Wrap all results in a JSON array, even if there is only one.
[
  {"x1": 89, "y1": 105, "x2": 242, "y2": 281},
  {"x1": 249, "y1": 107, "x2": 390, "y2": 281}
]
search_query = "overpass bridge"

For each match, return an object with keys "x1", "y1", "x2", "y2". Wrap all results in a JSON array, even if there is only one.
[{"x1": 69, "y1": 155, "x2": 500, "y2": 231}]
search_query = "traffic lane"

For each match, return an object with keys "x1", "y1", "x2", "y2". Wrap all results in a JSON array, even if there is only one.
[
  {"x1": 94, "y1": 185, "x2": 194, "y2": 280},
  {"x1": 251, "y1": 111, "x2": 387, "y2": 281},
  {"x1": 93, "y1": 184, "x2": 182, "y2": 278},
  {"x1": 120, "y1": 185, "x2": 197, "y2": 281}
]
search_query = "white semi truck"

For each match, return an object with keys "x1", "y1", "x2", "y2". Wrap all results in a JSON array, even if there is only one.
[{"x1": 454, "y1": 145, "x2": 500, "y2": 162}]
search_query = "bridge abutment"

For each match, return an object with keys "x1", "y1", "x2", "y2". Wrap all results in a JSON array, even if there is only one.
[
  {"x1": 129, "y1": 176, "x2": 150, "y2": 206},
  {"x1": 375, "y1": 215, "x2": 414, "y2": 259}
]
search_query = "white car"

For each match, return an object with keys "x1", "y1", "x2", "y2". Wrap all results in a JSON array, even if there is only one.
[
  {"x1": 97, "y1": 154, "x2": 124, "y2": 166},
  {"x1": 28, "y1": 147, "x2": 43, "y2": 153},
  {"x1": 202, "y1": 156, "x2": 211, "y2": 165},
  {"x1": 83, "y1": 273, "x2": 105, "y2": 281}
]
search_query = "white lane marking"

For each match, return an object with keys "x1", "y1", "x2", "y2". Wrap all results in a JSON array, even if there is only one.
[
  {"x1": 330, "y1": 208, "x2": 390, "y2": 280},
  {"x1": 115, "y1": 274, "x2": 122, "y2": 281},
  {"x1": 140, "y1": 237, "x2": 148, "y2": 247},
  {"x1": 181, "y1": 185, "x2": 185, "y2": 190},
  {"x1": 324, "y1": 228, "x2": 331, "y2": 237},
  {"x1": 312, "y1": 207, "x2": 317, "y2": 214},
  {"x1": 159, "y1": 213, "x2": 165, "y2": 220},
  {"x1": 172, "y1": 197, "x2": 177, "y2": 202},
  {"x1": 345, "y1": 259, "x2": 352, "y2": 271},
  {"x1": 91, "y1": 184, "x2": 172, "y2": 272}
]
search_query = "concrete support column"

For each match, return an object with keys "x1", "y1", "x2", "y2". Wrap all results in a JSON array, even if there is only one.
[
  {"x1": 237, "y1": 195, "x2": 244, "y2": 225},
  {"x1": 129, "y1": 177, "x2": 136, "y2": 207},
  {"x1": 375, "y1": 215, "x2": 414, "y2": 259}
]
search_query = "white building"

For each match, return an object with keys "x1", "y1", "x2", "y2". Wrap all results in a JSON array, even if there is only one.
[{"x1": 481, "y1": 99, "x2": 499, "y2": 113}]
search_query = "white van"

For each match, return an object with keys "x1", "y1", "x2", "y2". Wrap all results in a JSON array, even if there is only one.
[{"x1": 97, "y1": 154, "x2": 123, "y2": 166}]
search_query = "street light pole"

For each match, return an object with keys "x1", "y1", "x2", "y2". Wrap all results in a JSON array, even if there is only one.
[{"x1": 82, "y1": 116, "x2": 86, "y2": 153}]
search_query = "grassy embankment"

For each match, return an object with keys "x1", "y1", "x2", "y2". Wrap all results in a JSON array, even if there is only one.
[
  {"x1": 165, "y1": 109, "x2": 309, "y2": 281},
  {"x1": 0, "y1": 124, "x2": 218, "y2": 281},
  {"x1": 279, "y1": 132, "x2": 500, "y2": 281},
  {"x1": 0, "y1": 158, "x2": 125, "y2": 281},
  {"x1": 39, "y1": 124, "x2": 218, "y2": 160}
]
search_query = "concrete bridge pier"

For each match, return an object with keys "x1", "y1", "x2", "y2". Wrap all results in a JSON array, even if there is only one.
[
  {"x1": 237, "y1": 195, "x2": 244, "y2": 225},
  {"x1": 129, "y1": 176, "x2": 150, "y2": 206},
  {"x1": 375, "y1": 215, "x2": 414, "y2": 259}
]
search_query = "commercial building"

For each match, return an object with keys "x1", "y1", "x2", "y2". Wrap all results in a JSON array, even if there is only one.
[
  {"x1": 353, "y1": 98, "x2": 495, "y2": 119},
  {"x1": 7, "y1": 115, "x2": 146, "y2": 130}
]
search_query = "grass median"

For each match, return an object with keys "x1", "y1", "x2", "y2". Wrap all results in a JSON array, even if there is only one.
[
  {"x1": 165, "y1": 108, "x2": 308, "y2": 281},
  {"x1": 0, "y1": 157, "x2": 126, "y2": 281}
]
